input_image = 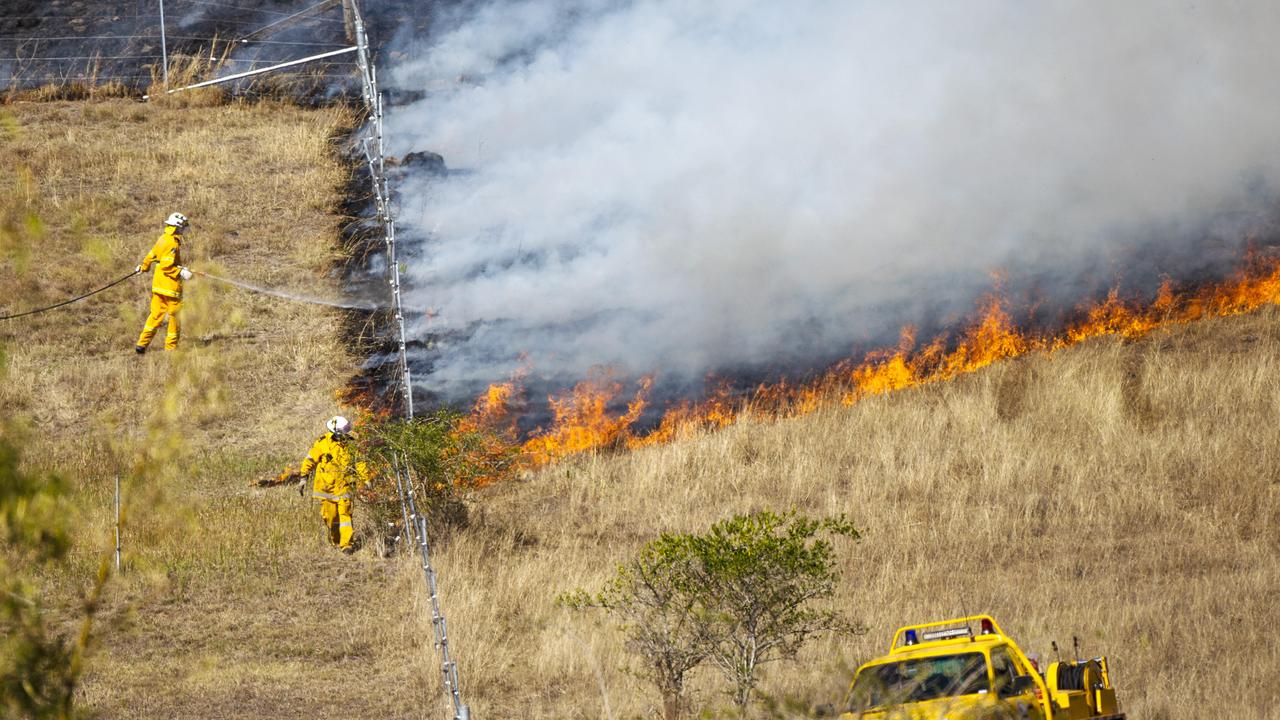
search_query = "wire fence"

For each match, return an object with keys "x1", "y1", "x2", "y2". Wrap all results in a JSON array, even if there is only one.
[
  {"x1": 350, "y1": 2, "x2": 471, "y2": 718},
  {"x1": 1, "y1": 0, "x2": 355, "y2": 91}
]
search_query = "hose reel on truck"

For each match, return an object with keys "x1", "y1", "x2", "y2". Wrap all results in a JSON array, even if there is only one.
[{"x1": 1047, "y1": 656, "x2": 1121, "y2": 719}]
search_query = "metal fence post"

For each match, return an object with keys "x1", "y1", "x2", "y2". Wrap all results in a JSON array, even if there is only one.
[
  {"x1": 351, "y1": 3, "x2": 467, "y2": 713},
  {"x1": 114, "y1": 475, "x2": 121, "y2": 572},
  {"x1": 399, "y1": 458, "x2": 469, "y2": 719},
  {"x1": 158, "y1": 0, "x2": 169, "y2": 87}
]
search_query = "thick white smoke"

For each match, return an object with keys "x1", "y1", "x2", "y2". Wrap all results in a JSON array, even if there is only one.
[{"x1": 384, "y1": 0, "x2": 1280, "y2": 402}]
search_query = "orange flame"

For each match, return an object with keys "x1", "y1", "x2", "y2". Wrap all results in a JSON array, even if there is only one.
[
  {"x1": 520, "y1": 371, "x2": 652, "y2": 466},
  {"x1": 465, "y1": 253, "x2": 1280, "y2": 473},
  {"x1": 460, "y1": 380, "x2": 517, "y2": 434}
]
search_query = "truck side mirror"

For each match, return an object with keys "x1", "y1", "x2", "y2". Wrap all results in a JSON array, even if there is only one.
[{"x1": 1010, "y1": 675, "x2": 1038, "y2": 695}]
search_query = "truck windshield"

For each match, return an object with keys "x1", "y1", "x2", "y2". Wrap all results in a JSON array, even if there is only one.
[{"x1": 847, "y1": 653, "x2": 989, "y2": 711}]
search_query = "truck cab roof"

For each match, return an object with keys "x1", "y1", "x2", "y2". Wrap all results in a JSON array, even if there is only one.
[{"x1": 885, "y1": 614, "x2": 1012, "y2": 658}]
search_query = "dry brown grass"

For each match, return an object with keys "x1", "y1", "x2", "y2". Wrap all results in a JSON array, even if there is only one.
[
  {"x1": 435, "y1": 308, "x2": 1280, "y2": 719},
  {"x1": 5, "y1": 54, "x2": 218, "y2": 104},
  {"x1": 0, "y1": 98, "x2": 435, "y2": 717},
  {"x1": 4, "y1": 96, "x2": 1279, "y2": 720}
]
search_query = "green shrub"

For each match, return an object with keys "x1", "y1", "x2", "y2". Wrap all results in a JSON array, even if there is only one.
[
  {"x1": 0, "y1": 430, "x2": 105, "y2": 719},
  {"x1": 356, "y1": 409, "x2": 519, "y2": 549},
  {"x1": 563, "y1": 509, "x2": 861, "y2": 718}
]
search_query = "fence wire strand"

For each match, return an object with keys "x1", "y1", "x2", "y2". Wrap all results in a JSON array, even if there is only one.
[{"x1": 0, "y1": 34, "x2": 347, "y2": 45}]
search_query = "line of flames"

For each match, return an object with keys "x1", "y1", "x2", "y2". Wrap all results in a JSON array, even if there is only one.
[{"x1": 460, "y1": 253, "x2": 1280, "y2": 474}]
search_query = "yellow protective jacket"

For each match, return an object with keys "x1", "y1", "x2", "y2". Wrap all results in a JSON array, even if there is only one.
[
  {"x1": 139, "y1": 226, "x2": 184, "y2": 299},
  {"x1": 300, "y1": 432, "x2": 370, "y2": 501}
]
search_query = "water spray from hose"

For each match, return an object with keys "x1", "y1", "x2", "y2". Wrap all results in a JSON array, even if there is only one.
[{"x1": 194, "y1": 270, "x2": 383, "y2": 311}]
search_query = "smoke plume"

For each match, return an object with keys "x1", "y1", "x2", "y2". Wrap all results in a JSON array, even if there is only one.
[{"x1": 383, "y1": 0, "x2": 1280, "y2": 404}]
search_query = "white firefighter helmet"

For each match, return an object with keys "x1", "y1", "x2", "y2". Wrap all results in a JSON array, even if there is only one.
[
  {"x1": 165, "y1": 212, "x2": 189, "y2": 228},
  {"x1": 326, "y1": 415, "x2": 352, "y2": 435}
]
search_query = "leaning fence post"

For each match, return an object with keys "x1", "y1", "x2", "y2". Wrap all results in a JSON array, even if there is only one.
[
  {"x1": 114, "y1": 475, "x2": 122, "y2": 572},
  {"x1": 158, "y1": 0, "x2": 169, "y2": 88},
  {"x1": 352, "y1": 3, "x2": 468, "y2": 714}
]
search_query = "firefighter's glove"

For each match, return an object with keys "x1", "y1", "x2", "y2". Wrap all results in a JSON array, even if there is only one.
[{"x1": 179, "y1": 267, "x2": 193, "y2": 280}]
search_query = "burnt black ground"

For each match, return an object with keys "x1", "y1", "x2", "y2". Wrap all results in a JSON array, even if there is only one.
[{"x1": 0, "y1": 0, "x2": 436, "y2": 92}]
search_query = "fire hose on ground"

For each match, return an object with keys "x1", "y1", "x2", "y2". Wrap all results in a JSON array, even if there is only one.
[{"x1": 0, "y1": 268, "x2": 142, "y2": 320}]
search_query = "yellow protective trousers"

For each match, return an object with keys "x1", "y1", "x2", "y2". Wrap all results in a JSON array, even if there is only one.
[
  {"x1": 317, "y1": 496, "x2": 354, "y2": 549},
  {"x1": 137, "y1": 293, "x2": 182, "y2": 350}
]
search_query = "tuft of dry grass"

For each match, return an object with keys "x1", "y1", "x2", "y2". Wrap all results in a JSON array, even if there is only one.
[{"x1": 432, "y1": 308, "x2": 1280, "y2": 719}]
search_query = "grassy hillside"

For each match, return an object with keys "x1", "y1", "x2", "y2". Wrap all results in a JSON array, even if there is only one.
[
  {"x1": 439, "y1": 307, "x2": 1280, "y2": 719},
  {"x1": 0, "y1": 97, "x2": 435, "y2": 718},
  {"x1": 3, "y1": 95, "x2": 1278, "y2": 720}
]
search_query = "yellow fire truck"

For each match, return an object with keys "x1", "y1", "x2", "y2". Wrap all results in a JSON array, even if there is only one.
[{"x1": 840, "y1": 615, "x2": 1123, "y2": 720}]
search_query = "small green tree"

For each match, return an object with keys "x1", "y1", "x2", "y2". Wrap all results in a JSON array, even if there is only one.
[
  {"x1": 563, "y1": 510, "x2": 859, "y2": 718},
  {"x1": 686, "y1": 511, "x2": 860, "y2": 711},
  {"x1": 562, "y1": 536, "x2": 712, "y2": 720}
]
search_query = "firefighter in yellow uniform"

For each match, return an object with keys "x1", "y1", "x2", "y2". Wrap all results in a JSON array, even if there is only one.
[
  {"x1": 297, "y1": 415, "x2": 369, "y2": 553},
  {"x1": 135, "y1": 212, "x2": 193, "y2": 354}
]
